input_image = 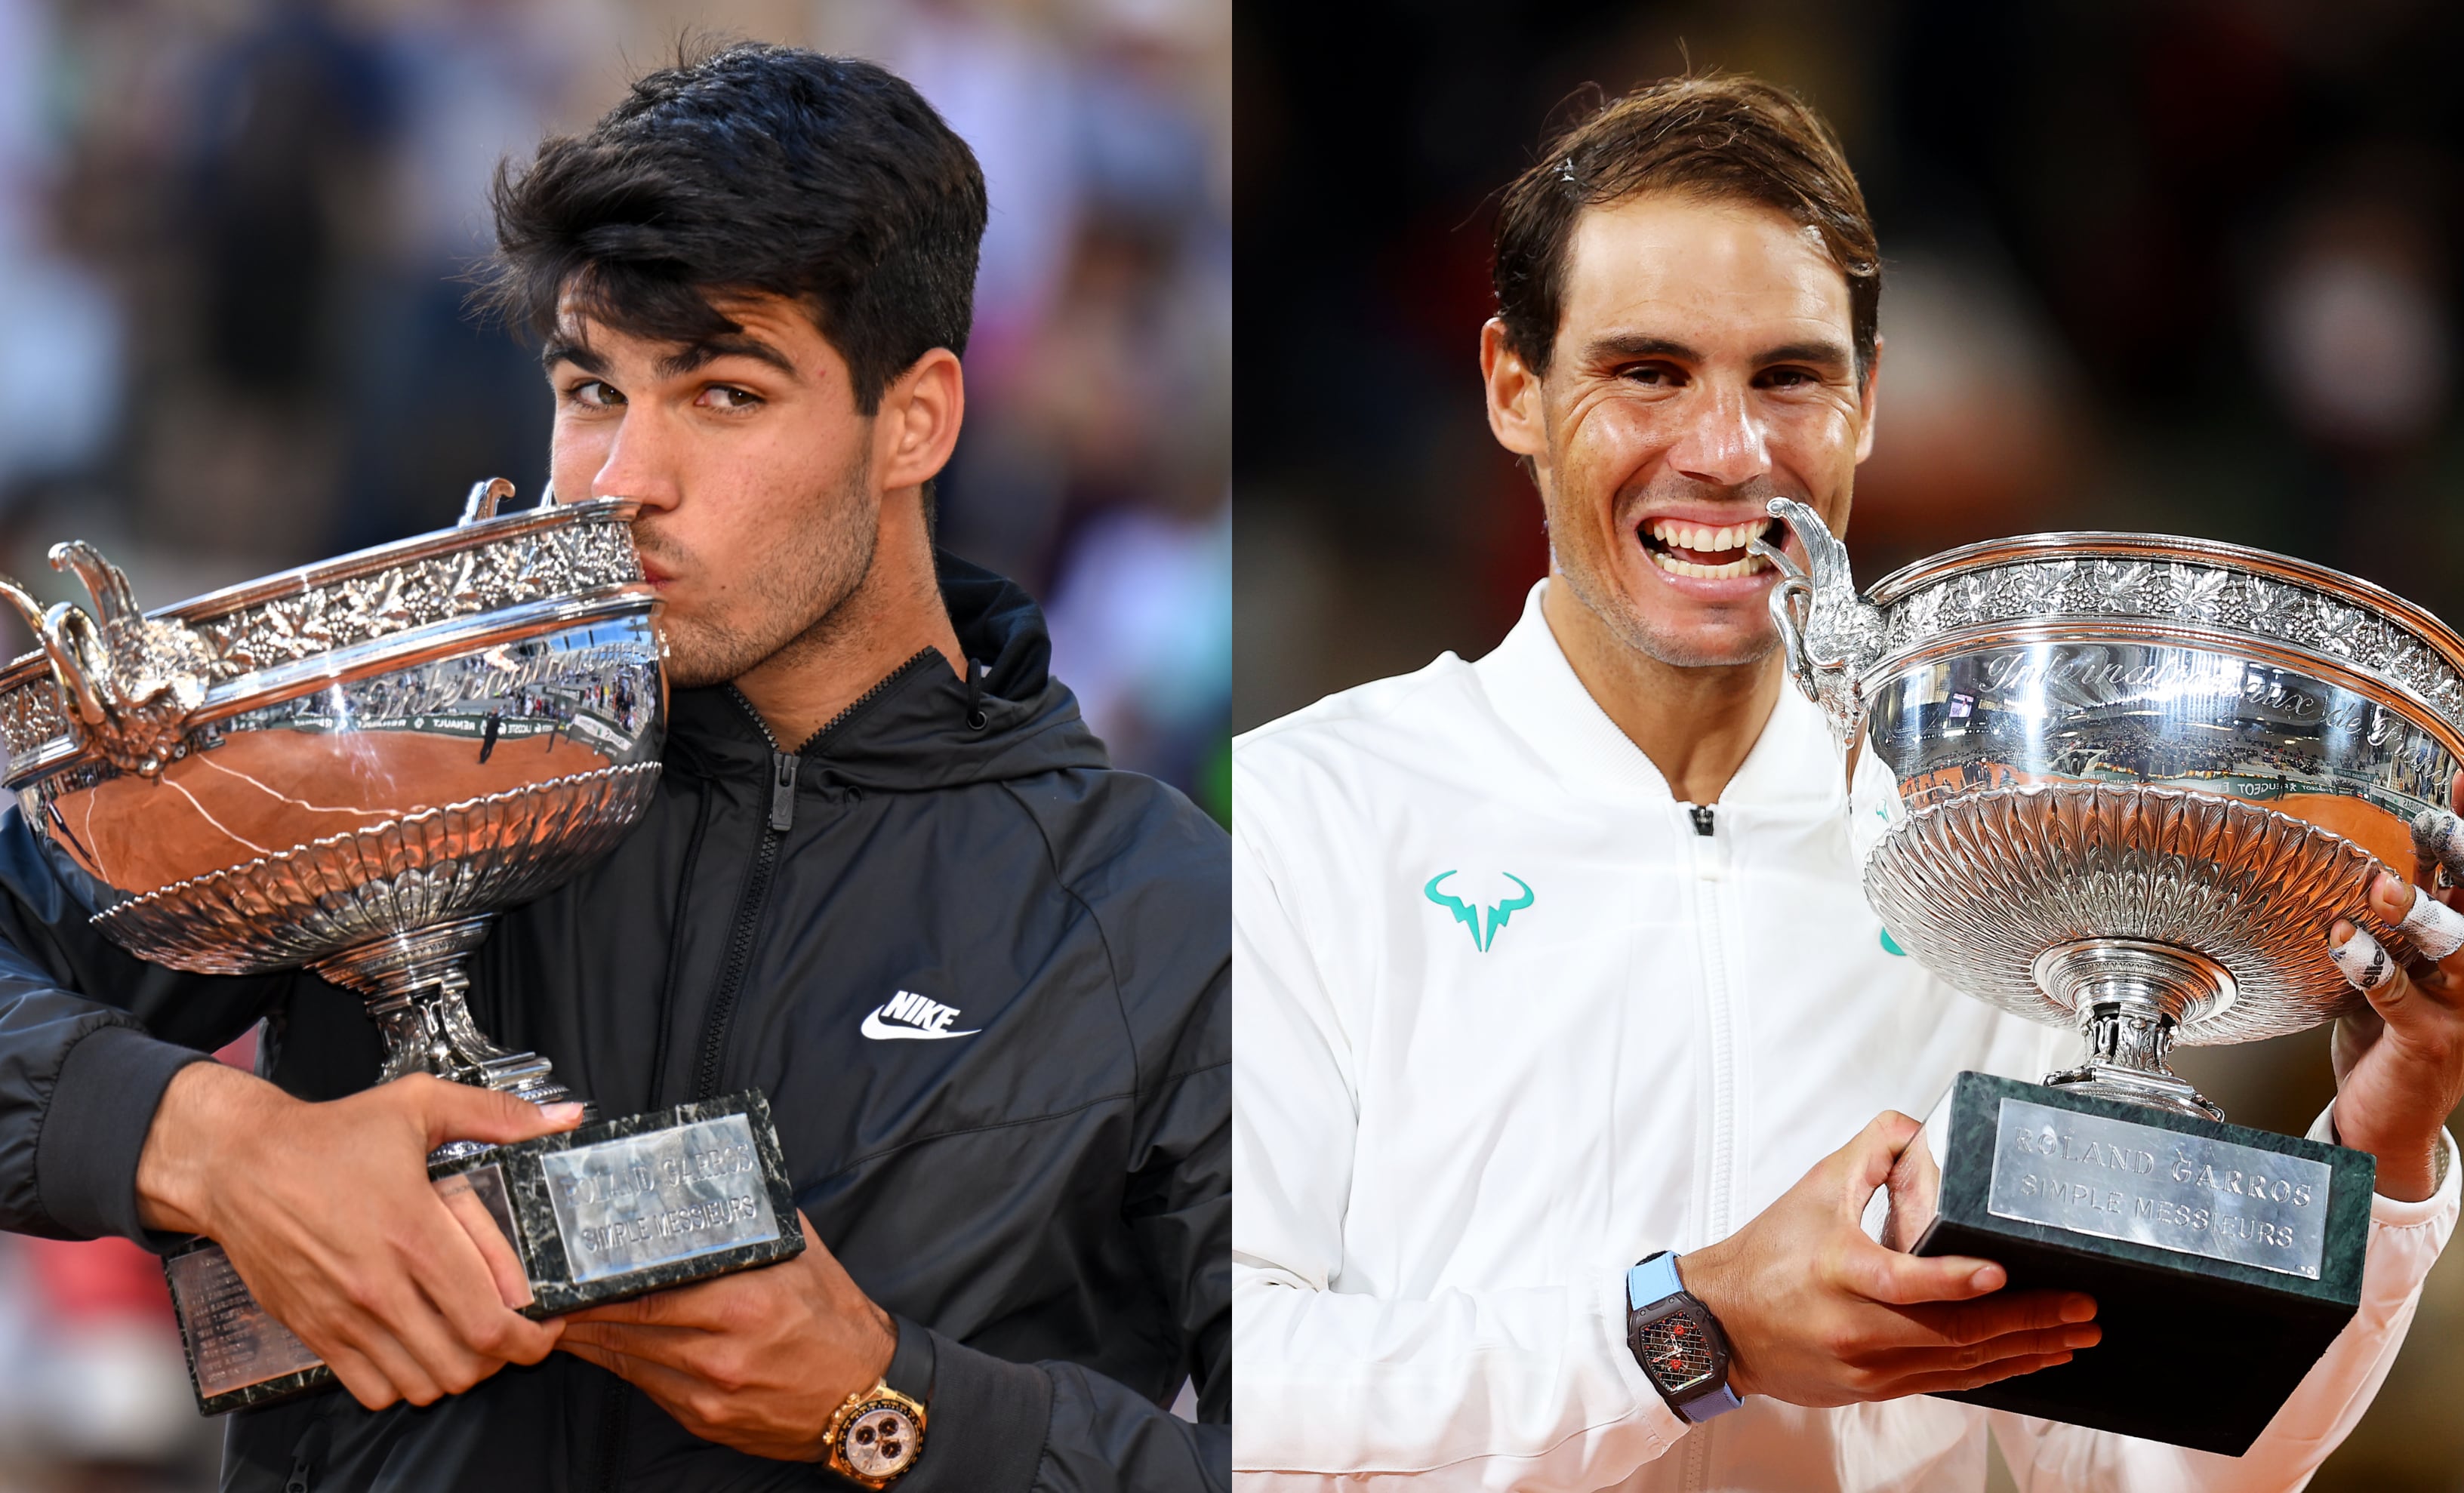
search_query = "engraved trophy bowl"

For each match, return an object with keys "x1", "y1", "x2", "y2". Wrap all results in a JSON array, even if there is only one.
[
  {"x1": 0, "y1": 481, "x2": 802, "y2": 1414},
  {"x1": 1752, "y1": 497, "x2": 2464, "y2": 1452},
  {"x1": 1753, "y1": 497, "x2": 2463, "y2": 1120},
  {"x1": 0, "y1": 479, "x2": 664, "y2": 1118}
]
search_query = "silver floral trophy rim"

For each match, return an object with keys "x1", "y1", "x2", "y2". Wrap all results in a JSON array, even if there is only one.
[
  {"x1": 1754, "y1": 497, "x2": 2461, "y2": 1121},
  {"x1": 0, "y1": 483, "x2": 650, "y2": 782}
]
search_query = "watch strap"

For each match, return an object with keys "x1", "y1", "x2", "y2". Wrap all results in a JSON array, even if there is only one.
[{"x1": 1625, "y1": 1251, "x2": 1742, "y2": 1422}]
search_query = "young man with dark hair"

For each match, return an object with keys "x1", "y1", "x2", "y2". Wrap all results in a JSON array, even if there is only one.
[
  {"x1": 0, "y1": 45, "x2": 1227, "y2": 1491},
  {"x1": 1231, "y1": 75, "x2": 2459, "y2": 1490}
]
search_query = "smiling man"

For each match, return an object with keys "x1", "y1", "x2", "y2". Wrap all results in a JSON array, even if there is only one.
[
  {"x1": 1230, "y1": 76, "x2": 2459, "y2": 1491},
  {"x1": 0, "y1": 44, "x2": 1226, "y2": 1492}
]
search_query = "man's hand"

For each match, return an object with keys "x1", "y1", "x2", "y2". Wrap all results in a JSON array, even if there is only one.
[
  {"x1": 135, "y1": 1064, "x2": 581, "y2": 1408},
  {"x1": 557, "y1": 1211, "x2": 894, "y2": 1461},
  {"x1": 1679, "y1": 1111, "x2": 2099, "y2": 1407},
  {"x1": 2324, "y1": 774, "x2": 2464, "y2": 1203}
]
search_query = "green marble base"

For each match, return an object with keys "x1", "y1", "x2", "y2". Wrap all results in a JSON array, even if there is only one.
[
  {"x1": 164, "y1": 1090, "x2": 802, "y2": 1415},
  {"x1": 1870, "y1": 1072, "x2": 2372, "y2": 1456}
]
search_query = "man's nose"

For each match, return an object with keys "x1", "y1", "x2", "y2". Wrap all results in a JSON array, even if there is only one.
[
  {"x1": 590, "y1": 410, "x2": 683, "y2": 513},
  {"x1": 1664, "y1": 381, "x2": 1772, "y2": 489}
]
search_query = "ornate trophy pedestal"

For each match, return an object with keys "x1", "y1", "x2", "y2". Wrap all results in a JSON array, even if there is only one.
[
  {"x1": 1868, "y1": 1073, "x2": 2371, "y2": 1455},
  {"x1": 162, "y1": 1091, "x2": 800, "y2": 1414},
  {"x1": 1753, "y1": 498, "x2": 2464, "y2": 1453},
  {"x1": 0, "y1": 482, "x2": 806, "y2": 1415}
]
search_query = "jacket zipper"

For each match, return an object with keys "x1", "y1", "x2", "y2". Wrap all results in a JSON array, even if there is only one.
[
  {"x1": 596, "y1": 656, "x2": 938, "y2": 1493},
  {"x1": 691, "y1": 655, "x2": 938, "y2": 1104},
  {"x1": 1683, "y1": 803, "x2": 1733, "y2": 1493}
]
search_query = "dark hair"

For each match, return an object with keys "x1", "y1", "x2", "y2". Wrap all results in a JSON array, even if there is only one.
[
  {"x1": 1492, "y1": 75, "x2": 1881, "y2": 383},
  {"x1": 482, "y1": 43, "x2": 987, "y2": 415}
]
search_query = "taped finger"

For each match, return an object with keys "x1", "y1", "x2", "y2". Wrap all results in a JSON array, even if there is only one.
[
  {"x1": 2332, "y1": 926, "x2": 2398, "y2": 991},
  {"x1": 2413, "y1": 810, "x2": 2464, "y2": 884},
  {"x1": 2399, "y1": 883, "x2": 2464, "y2": 962}
]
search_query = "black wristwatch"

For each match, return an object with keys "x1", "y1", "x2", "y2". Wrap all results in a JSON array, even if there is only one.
[{"x1": 1625, "y1": 1250, "x2": 1742, "y2": 1422}]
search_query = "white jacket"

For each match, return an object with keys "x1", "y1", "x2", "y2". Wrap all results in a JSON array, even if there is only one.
[{"x1": 1231, "y1": 581, "x2": 2458, "y2": 1493}]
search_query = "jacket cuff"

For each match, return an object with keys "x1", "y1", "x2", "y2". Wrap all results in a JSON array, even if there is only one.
[
  {"x1": 882, "y1": 1318, "x2": 1053, "y2": 1493},
  {"x1": 35, "y1": 1024, "x2": 211, "y2": 1242}
]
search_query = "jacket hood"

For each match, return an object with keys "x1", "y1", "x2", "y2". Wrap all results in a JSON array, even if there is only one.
[{"x1": 664, "y1": 551, "x2": 1108, "y2": 791}]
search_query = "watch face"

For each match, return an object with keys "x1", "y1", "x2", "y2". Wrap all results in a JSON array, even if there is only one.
[
  {"x1": 1636, "y1": 1308, "x2": 1719, "y2": 1394},
  {"x1": 842, "y1": 1403, "x2": 922, "y2": 1479}
]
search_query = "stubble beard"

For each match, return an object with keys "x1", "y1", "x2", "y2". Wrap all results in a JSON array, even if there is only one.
[
  {"x1": 1545, "y1": 467, "x2": 1783, "y2": 673},
  {"x1": 1550, "y1": 543, "x2": 1780, "y2": 671},
  {"x1": 644, "y1": 449, "x2": 881, "y2": 690}
]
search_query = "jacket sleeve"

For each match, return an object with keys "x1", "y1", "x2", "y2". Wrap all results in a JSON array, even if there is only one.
[
  {"x1": 1990, "y1": 1119, "x2": 2459, "y2": 1491},
  {"x1": 891, "y1": 874, "x2": 1230, "y2": 1492},
  {"x1": 1229, "y1": 814, "x2": 1689, "y2": 1491},
  {"x1": 0, "y1": 806, "x2": 287, "y2": 1243}
]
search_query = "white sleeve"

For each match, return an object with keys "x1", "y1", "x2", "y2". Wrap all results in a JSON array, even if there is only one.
[
  {"x1": 1988, "y1": 1122, "x2": 2457, "y2": 1492},
  {"x1": 1229, "y1": 809, "x2": 1688, "y2": 1491}
]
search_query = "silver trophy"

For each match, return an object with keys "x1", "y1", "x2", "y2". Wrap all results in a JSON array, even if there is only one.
[
  {"x1": 0, "y1": 482, "x2": 801, "y2": 1414},
  {"x1": 1754, "y1": 498, "x2": 2463, "y2": 1451}
]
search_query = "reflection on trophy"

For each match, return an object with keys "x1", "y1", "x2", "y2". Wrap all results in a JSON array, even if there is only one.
[
  {"x1": 0, "y1": 481, "x2": 801, "y2": 1415},
  {"x1": 1754, "y1": 497, "x2": 2464, "y2": 1453}
]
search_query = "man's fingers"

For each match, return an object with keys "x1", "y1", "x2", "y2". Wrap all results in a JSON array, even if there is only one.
[
  {"x1": 2394, "y1": 879, "x2": 2464, "y2": 963},
  {"x1": 1835, "y1": 1110, "x2": 1923, "y2": 1208},
  {"x1": 435, "y1": 1175, "x2": 536, "y2": 1310},
  {"x1": 2412, "y1": 808, "x2": 2462, "y2": 891},
  {"x1": 558, "y1": 1331, "x2": 727, "y2": 1432},
  {"x1": 1839, "y1": 1238, "x2": 2005, "y2": 1305},
  {"x1": 2331, "y1": 921, "x2": 2405, "y2": 1001},
  {"x1": 319, "y1": 1341, "x2": 403, "y2": 1411},
  {"x1": 1883, "y1": 1296, "x2": 2099, "y2": 1353},
  {"x1": 408, "y1": 1076, "x2": 587, "y2": 1150},
  {"x1": 1890, "y1": 1350, "x2": 2075, "y2": 1399}
]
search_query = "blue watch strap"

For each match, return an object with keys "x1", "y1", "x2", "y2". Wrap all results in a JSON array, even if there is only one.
[
  {"x1": 1625, "y1": 1251, "x2": 1743, "y2": 1421},
  {"x1": 1625, "y1": 1251, "x2": 1685, "y2": 1312}
]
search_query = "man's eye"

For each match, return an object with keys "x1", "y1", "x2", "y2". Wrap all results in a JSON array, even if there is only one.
[
  {"x1": 568, "y1": 380, "x2": 624, "y2": 408},
  {"x1": 1622, "y1": 363, "x2": 1684, "y2": 386},
  {"x1": 701, "y1": 386, "x2": 762, "y2": 411},
  {"x1": 1760, "y1": 368, "x2": 1816, "y2": 389}
]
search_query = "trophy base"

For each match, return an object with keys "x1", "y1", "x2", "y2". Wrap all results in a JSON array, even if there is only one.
[
  {"x1": 1865, "y1": 1072, "x2": 2373, "y2": 1455},
  {"x1": 162, "y1": 1090, "x2": 803, "y2": 1415}
]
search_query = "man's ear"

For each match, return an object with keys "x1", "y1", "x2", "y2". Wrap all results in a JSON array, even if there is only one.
[
  {"x1": 876, "y1": 349, "x2": 965, "y2": 494},
  {"x1": 1481, "y1": 319, "x2": 1549, "y2": 467},
  {"x1": 1853, "y1": 333, "x2": 1883, "y2": 465}
]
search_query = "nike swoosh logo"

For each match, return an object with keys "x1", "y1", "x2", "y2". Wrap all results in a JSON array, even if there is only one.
[{"x1": 860, "y1": 1008, "x2": 981, "y2": 1041}]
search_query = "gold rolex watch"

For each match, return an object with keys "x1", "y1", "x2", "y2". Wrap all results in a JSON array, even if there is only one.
[{"x1": 823, "y1": 1380, "x2": 928, "y2": 1488}]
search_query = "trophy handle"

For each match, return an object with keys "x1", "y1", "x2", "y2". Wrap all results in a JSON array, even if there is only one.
[
  {"x1": 0, "y1": 550, "x2": 214, "y2": 777},
  {"x1": 460, "y1": 476, "x2": 519, "y2": 525},
  {"x1": 1749, "y1": 497, "x2": 1885, "y2": 799}
]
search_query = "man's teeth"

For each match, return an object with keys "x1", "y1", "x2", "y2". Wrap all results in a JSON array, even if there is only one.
[
  {"x1": 1645, "y1": 518, "x2": 1766, "y2": 552},
  {"x1": 1642, "y1": 516, "x2": 1776, "y2": 579},
  {"x1": 1651, "y1": 551, "x2": 1770, "y2": 579}
]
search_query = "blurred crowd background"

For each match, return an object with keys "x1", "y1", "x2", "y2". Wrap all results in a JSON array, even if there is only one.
[
  {"x1": 0, "y1": 0, "x2": 1225, "y2": 1485},
  {"x1": 1237, "y1": 2, "x2": 2464, "y2": 1490}
]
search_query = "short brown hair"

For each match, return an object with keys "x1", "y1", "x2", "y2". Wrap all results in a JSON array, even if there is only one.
[{"x1": 1492, "y1": 75, "x2": 1880, "y2": 382}]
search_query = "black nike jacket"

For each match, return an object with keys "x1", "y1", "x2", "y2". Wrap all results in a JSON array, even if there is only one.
[{"x1": 0, "y1": 556, "x2": 1230, "y2": 1491}]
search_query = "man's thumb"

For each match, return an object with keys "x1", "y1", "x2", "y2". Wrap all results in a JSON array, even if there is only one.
[
  {"x1": 1838, "y1": 1110, "x2": 1921, "y2": 1204},
  {"x1": 414, "y1": 1076, "x2": 586, "y2": 1150}
]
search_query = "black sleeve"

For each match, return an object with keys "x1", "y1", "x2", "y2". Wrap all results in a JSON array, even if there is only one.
[
  {"x1": 888, "y1": 971, "x2": 1230, "y2": 1493},
  {"x1": 0, "y1": 808, "x2": 292, "y2": 1242}
]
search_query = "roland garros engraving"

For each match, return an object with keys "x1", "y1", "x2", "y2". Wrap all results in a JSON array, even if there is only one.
[
  {"x1": 1987, "y1": 1098, "x2": 2330, "y2": 1279},
  {"x1": 541, "y1": 1115, "x2": 781, "y2": 1284}
]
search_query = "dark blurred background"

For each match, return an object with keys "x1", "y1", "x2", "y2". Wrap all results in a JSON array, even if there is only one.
[
  {"x1": 1237, "y1": 2, "x2": 2464, "y2": 1489},
  {"x1": 0, "y1": 0, "x2": 1224, "y2": 1485}
]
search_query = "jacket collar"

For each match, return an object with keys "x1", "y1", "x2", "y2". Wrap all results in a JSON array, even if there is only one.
[
  {"x1": 665, "y1": 553, "x2": 1108, "y2": 790},
  {"x1": 1471, "y1": 578, "x2": 1842, "y2": 814}
]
